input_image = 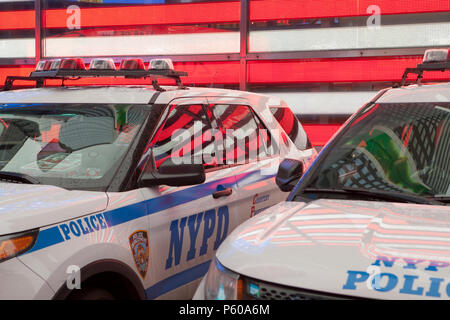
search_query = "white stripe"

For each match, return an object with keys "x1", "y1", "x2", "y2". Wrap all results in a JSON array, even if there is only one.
[
  {"x1": 238, "y1": 230, "x2": 263, "y2": 239},
  {"x1": 271, "y1": 234, "x2": 306, "y2": 239},
  {"x1": 269, "y1": 240, "x2": 312, "y2": 244},
  {"x1": 272, "y1": 232, "x2": 362, "y2": 239},
  {"x1": 46, "y1": 32, "x2": 240, "y2": 57},
  {"x1": 374, "y1": 232, "x2": 450, "y2": 242},
  {"x1": 285, "y1": 224, "x2": 367, "y2": 230},
  {"x1": 290, "y1": 213, "x2": 371, "y2": 221},
  {"x1": 304, "y1": 232, "x2": 364, "y2": 237},
  {"x1": 374, "y1": 219, "x2": 450, "y2": 234},
  {"x1": 317, "y1": 240, "x2": 359, "y2": 244},
  {"x1": 255, "y1": 91, "x2": 377, "y2": 115},
  {"x1": 249, "y1": 22, "x2": 450, "y2": 52},
  {"x1": 377, "y1": 244, "x2": 450, "y2": 250},
  {"x1": 0, "y1": 38, "x2": 34, "y2": 58}
]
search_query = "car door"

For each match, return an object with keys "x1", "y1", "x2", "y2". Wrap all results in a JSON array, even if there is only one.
[
  {"x1": 206, "y1": 99, "x2": 287, "y2": 227},
  {"x1": 138, "y1": 98, "x2": 241, "y2": 299}
]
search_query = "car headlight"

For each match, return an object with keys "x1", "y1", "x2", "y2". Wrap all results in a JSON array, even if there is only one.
[
  {"x1": 204, "y1": 258, "x2": 243, "y2": 300},
  {"x1": 0, "y1": 230, "x2": 38, "y2": 263}
]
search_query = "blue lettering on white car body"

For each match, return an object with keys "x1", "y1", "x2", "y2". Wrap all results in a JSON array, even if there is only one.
[
  {"x1": 58, "y1": 213, "x2": 108, "y2": 240},
  {"x1": 166, "y1": 206, "x2": 229, "y2": 269},
  {"x1": 343, "y1": 256, "x2": 450, "y2": 298}
]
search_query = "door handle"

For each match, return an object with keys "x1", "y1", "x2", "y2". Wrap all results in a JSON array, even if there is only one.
[{"x1": 213, "y1": 188, "x2": 233, "y2": 199}]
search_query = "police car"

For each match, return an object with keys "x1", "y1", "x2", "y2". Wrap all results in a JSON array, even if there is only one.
[
  {"x1": 194, "y1": 49, "x2": 450, "y2": 300},
  {"x1": 0, "y1": 57, "x2": 314, "y2": 299}
]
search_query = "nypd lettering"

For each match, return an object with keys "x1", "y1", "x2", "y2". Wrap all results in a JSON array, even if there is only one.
[
  {"x1": 58, "y1": 213, "x2": 108, "y2": 241},
  {"x1": 166, "y1": 206, "x2": 229, "y2": 269},
  {"x1": 343, "y1": 256, "x2": 450, "y2": 298}
]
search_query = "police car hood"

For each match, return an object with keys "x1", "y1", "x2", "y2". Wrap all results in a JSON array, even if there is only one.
[
  {"x1": 217, "y1": 199, "x2": 450, "y2": 299},
  {"x1": 0, "y1": 183, "x2": 107, "y2": 235}
]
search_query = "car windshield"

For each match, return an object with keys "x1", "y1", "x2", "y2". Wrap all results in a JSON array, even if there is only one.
[
  {"x1": 296, "y1": 102, "x2": 450, "y2": 201},
  {"x1": 0, "y1": 103, "x2": 149, "y2": 191}
]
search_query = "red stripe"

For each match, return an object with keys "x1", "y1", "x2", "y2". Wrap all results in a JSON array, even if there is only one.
[
  {"x1": 44, "y1": 2, "x2": 240, "y2": 29},
  {"x1": 0, "y1": 11, "x2": 34, "y2": 30},
  {"x1": 0, "y1": 66, "x2": 35, "y2": 86},
  {"x1": 277, "y1": 109, "x2": 295, "y2": 135},
  {"x1": 248, "y1": 56, "x2": 450, "y2": 84},
  {"x1": 1, "y1": 2, "x2": 449, "y2": 31},
  {"x1": 302, "y1": 124, "x2": 342, "y2": 146},
  {"x1": 250, "y1": 0, "x2": 450, "y2": 21}
]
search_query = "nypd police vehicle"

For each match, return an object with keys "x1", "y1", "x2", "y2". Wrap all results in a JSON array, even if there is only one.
[
  {"x1": 194, "y1": 49, "x2": 450, "y2": 300},
  {"x1": 0, "y1": 57, "x2": 314, "y2": 299}
]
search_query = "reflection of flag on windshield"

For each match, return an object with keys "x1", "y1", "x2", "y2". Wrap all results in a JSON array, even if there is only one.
[
  {"x1": 346, "y1": 126, "x2": 429, "y2": 195},
  {"x1": 341, "y1": 103, "x2": 450, "y2": 196}
]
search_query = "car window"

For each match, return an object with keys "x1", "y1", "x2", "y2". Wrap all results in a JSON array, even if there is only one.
[
  {"x1": 270, "y1": 106, "x2": 311, "y2": 150},
  {"x1": 0, "y1": 103, "x2": 149, "y2": 191},
  {"x1": 298, "y1": 102, "x2": 450, "y2": 199},
  {"x1": 210, "y1": 104, "x2": 273, "y2": 165},
  {"x1": 152, "y1": 104, "x2": 218, "y2": 169}
]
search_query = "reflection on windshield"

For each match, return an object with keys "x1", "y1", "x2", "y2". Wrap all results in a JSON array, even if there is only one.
[
  {"x1": 302, "y1": 103, "x2": 450, "y2": 199},
  {"x1": 0, "y1": 104, "x2": 148, "y2": 190}
]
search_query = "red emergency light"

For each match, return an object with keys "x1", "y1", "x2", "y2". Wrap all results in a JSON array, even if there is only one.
[
  {"x1": 59, "y1": 58, "x2": 86, "y2": 70},
  {"x1": 120, "y1": 59, "x2": 146, "y2": 70}
]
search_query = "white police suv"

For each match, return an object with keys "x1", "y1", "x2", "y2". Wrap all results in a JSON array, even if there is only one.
[
  {"x1": 0, "y1": 58, "x2": 314, "y2": 299},
  {"x1": 194, "y1": 49, "x2": 450, "y2": 300}
]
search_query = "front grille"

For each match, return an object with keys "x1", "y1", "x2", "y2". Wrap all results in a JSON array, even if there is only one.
[{"x1": 243, "y1": 277, "x2": 348, "y2": 300}]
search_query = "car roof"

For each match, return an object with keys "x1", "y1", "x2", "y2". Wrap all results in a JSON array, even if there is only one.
[
  {"x1": 0, "y1": 85, "x2": 280, "y2": 106},
  {"x1": 378, "y1": 82, "x2": 450, "y2": 103}
]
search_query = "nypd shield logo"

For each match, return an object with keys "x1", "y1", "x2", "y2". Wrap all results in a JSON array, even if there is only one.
[{"x1": 129, "y1": 230, "x2": 149, "y2": 279}]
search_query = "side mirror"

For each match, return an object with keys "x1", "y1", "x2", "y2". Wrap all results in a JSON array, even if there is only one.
[
  {"x1": 139, "y1": 159, "x2": 206, "y2": 187},
  {"x1": 276, "y1": 159, "x2": 304, "y2": 192}
]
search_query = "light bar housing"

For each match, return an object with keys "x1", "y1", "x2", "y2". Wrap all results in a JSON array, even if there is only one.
[
  {"x1": 35, "y1": 60, "x2": 46, "y2": 71},
  {"x1": 149, "y1": 59, "x2": 174, "y2": 71},
  {"x1": 89, "y1": 58, "x2": 116, "y2": 70},
  {"x1": 423, "y1": 49, "x2": 450, "y2": 63},
  {"x1": 5, "y1": 57, "x2": 188, "y2": 92},
  {"x1": 49, "y1": 59, "x2": 62, "y2": 71},
  {"x1": 43, "y1": 60, "x2": 53, "y2": 71}
]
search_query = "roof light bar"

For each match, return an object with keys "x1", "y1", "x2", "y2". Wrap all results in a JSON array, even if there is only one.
[
  {"x1": 423, "y1": 49, "x2": 450, "y2": 63},
  {"x1": 399, "y1": 48, "x2": 450, "y2": 86},
  {"x1": 149, "y1": 59, "x2": 174, "y2": 71},
  {"x1": 120, "y1": 59, "x2": 146, "y2": 70},
  {"x1": 89, "y1": 58, "x2": 116, "y2": 70},
  {"x1": 7, "y1": 56, "x2": 188, "y2": 92}
]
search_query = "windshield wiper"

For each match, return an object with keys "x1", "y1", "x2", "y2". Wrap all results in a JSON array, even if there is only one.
[
  {"x1": 341, "y1": 187, "x2": 444, "y2": 205},
  {"x1": 0, "y1": 171, "x2": 40, "y2": 184},
  {"x1": 299, "y1": 187, "x2": 443, "y2": 205},
  {"x1": 432, "y1": 196, "x2": 450, "y2": 204}
]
